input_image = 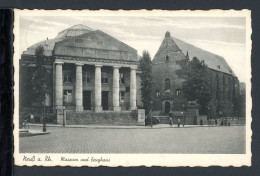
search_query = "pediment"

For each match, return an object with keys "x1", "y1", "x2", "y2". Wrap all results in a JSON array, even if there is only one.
[{"x1": 53, "y1": 30, "x2": 138, "y2": 62}]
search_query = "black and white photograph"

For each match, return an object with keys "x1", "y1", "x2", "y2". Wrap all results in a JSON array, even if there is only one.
[{"x1": 14, "y1": 10, "x2": 251, "y2": 167}]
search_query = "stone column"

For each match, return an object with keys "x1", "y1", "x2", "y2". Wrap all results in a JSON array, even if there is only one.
[
  {"x1": 130, "y1": 67, "x2": 137, "y2": 110},
  {"x1": 95, "y1": 64, "x2": 102, "y2": 112},
  {"x1": 113, "y1": 66, "x2": 121, "y2": 112},
  {"x1": 75, "y1": 63, "x2": 83, "y2": 112},
  {"x1": 55, "y1": 62, "x2": 64, "y2": 124}
]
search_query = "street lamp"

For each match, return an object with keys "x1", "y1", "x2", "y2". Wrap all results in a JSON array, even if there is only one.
[
  {"x1": 43, "y1": 113, "x2": 46, "y2": 132},
  {"x1": 63, "y1": 106, "x2": 66, "y2": 127},
  {"x1": 182, "y1": 103, "x2": 186, "y2": 127}
]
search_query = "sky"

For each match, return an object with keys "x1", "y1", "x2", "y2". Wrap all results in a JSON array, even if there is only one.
[{"x1": 19, "y1": 15, "x2": 247, "y2": 82}]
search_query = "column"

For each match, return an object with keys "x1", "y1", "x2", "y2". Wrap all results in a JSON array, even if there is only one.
[
  {"x1": 113, "y1": 66, "x2": 121, "y2": 112},
  {"x1": 95, "y1": 65, "x2": 102, "y2": 112},
  {"x1": 55, "y1": 62, "x2": 64, "y2": 124},
  {"x1": 130, "y1": 67, "x2": 137, "y2": 110},
  {"x1": 75, "y1": 63, "x2": 83, "y2": 112}
]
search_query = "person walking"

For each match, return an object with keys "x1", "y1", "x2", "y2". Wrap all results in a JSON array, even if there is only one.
[
  {"x1": 177, "y1": 118, "x2": 180, "y2": 128},
  {"x1": 169, "y1": 117, "x2": 173, "y2": 127}
]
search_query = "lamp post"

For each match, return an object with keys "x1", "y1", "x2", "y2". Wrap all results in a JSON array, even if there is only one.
[
  {"x1": 182, "y1": 103, "x2": 186, "y2": 127},
  {"x1": 63, "y1": 106, "x2": 66, "y2": 127},
  {"x1": 43, "y1": 109, "x2": 46, "y2": 132}
]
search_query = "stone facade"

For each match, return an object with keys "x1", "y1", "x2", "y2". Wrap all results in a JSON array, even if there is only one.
[{"x1": 19, "y1": 25, "x2": 141, "y2": 124}]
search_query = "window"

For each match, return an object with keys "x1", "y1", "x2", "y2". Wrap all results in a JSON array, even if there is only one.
[
  {"x1": 83, "y1": 71, "x2": 91, "y2": 83},
  {"x1": 120, "y1": 73, "x2": 125, "y2": 84},
  {"x1": 176, "y1": 89, "x2": 181, "y2": 96},
  {"x1": 63, "y1": 90, "x2": 72, "y2": 103},
  {"x1": 64, "y1": 74, "x2": 72, "y2": 83},
  {"x1": 156, "y1": 90, "x2": 160, "y2": 97},
  {"x1": 102, "y1": 71, "x2": 108, "y2": 83},
  {"x1": 165, "y1": 78, "x2": 171, "y2": 91},
  {"x1": 120, "y1": 92, "x2": 125, "y2": 103},
  {"x1": 166, "y1": 55, "x2": 169, "y2": 62}
]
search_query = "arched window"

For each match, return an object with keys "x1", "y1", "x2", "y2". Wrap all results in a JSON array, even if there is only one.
[
  {"x1": 166, "y1": 55, "x2": 169, "y2": 62},
  {"x1": 165, "y1": 78, "x2": 171, "y2": 91}
]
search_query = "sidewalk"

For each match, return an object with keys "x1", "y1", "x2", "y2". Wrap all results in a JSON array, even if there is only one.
[{"x1": 27, "y1": 123, "x2": 241, "y2": 129}]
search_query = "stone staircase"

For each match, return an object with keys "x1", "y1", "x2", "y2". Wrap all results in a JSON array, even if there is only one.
[
  {"x1": 153, "y1": 115, "x2": 170, "y2": 124},
  {"x1": 65, "y1": 111, "x2": 138, "y2": 125}
]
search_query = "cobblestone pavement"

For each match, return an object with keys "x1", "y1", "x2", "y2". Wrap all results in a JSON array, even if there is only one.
[{"x1": 19, "y1": 126, "x2": 245, "y2": 154}]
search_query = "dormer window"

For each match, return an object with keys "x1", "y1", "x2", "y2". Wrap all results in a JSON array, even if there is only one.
[
  {"x1": 217, "y1": 65, "x2": 221, "y2": 69},
  {"x1": 166, "y1": 55, "x2": 169, "y2": 62}
]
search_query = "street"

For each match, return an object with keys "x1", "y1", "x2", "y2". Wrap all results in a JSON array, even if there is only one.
[{"x1": 19, "y1": 125, "x2": 245, "y2": 154}]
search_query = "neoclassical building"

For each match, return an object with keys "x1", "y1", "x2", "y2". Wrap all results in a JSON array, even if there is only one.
[{"x1": 20, "y1": 24, "x2": 141, "y2": 123}]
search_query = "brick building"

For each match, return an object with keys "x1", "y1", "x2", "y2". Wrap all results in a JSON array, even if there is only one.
[{"x1": 152, "y1": 32, "x2": 240, "y2": 119}]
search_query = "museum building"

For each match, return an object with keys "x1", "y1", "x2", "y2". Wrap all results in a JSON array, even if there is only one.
[{"x1": 20, "y1": 24, "x2": 142, "y2": 124}]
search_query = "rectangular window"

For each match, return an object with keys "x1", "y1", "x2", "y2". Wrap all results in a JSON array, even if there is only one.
[
  {"x1": 63, "y1": 90, "x2": 73, "y2": 103},
  {"x1": 120, "y1": 92, "x2": 125, "y2": 103},
  {"x1": 64, "y1": 75, "x2": 72, "y2": 83},
  {"x1": 176, "y1": 89, "x2": 181, "y2": 96},
  {"x1": 102, "y1": 71, "x2": 109, "y2": 83},
  {"x1": 83, "y1": 71, "x2": 91, "y2": 83},
  {"x1": 119, "y1": 73, "x2": 125, "y2": 84}
]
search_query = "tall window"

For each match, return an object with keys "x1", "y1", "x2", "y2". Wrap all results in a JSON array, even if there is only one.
[
  {"x1": 166, "y1": 55, "x2": 169, "y2": 62},
  {"x1": 176, "y1": 89, "x2": 181, "y2": 96},
  {"x1": 120, "y1": 92, "x2": 125, "y2": 103},
  {"x1": 156, "y1": 90, "x2": 160, "y2": 97},
  {"x1": 83, "y1": 71, "x2": 91, "y2": 83},
  {"x1": 63, "y1": 90, "x2": 72, "y2": 103},
  {"x1": 165, "y1": 78, "x2": 171, "y2": 91},
  {"x1": 102, "y1": 71, "x2": 108, "y2": 83},
  {"x1": 64, "y1": 71, "x2": 72, "y2": 83},
  {"x1": 120, "y1": 73, "x2": 125, "y2": 84}
]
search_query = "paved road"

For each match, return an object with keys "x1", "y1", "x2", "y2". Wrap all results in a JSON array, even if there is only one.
[{"x1": 19, "y1": 125, "x2": 245, "y2": 154}]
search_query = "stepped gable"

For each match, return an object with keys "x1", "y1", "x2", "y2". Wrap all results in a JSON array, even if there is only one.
[
  {"x1": 172, "y1": 37, "x2": 236, "y2": 77},
  {"x1": 153, "y1": 31, "x2": 186, "y2": 64},
  {"x1": 22, "y1": 24, "x2": 93, "y2": 56}
]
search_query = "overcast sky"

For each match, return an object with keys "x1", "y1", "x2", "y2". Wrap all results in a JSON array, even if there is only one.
[{"x1": 19, "y1": 16, "x2": 247, "y2": 82}]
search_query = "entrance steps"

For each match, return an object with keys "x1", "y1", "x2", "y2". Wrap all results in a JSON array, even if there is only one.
[
  {"x1": 65, "y1": 111, "x2": 137, "y2": 125},
  {"x1": 153, "y1": 115, "x2": 170, "y2": 124}
]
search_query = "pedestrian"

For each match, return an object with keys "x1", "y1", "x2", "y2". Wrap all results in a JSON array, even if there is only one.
[
  {"x1": 145, "y1": 116, "x2": 148, "y2": 127},
  {"x1": 177, "y1": 118, "x2": 180, "y2": 128},
  {"x1": 200, "y1": 119, "x2": 203, "y2": 126},
  {"x1": 148, "y1": 114, "x2": 153, "y2": 127},
  {"x1": 215, "y1": 119, "x2": 217, "y2": 125},
  {"x1": 169, "y1": 117, "x2": 173, "y2": 127}
]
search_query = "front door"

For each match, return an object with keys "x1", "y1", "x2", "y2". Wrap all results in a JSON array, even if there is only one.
[
  {"x1": 102, "y1": 91, "x2": 109, "y2": 110},
  {"x1": 83, "y1": 91, "x2": 91, "y2": 110},
  {"x1": 165, "y1": 102, "x2": 171, "y2": 114}
]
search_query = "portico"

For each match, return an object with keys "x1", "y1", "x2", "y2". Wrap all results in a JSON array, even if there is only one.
[{"x1": 54, "y1": 59, "x2": 137, "y2": 115}]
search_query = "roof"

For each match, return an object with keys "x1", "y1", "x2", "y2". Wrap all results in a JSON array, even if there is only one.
[
  {"x1": 153, "y1": 31, "x2": 236, "y2": 77},
  {"x1": 22, "y1": 24, "x2": 93, "y2": 56},
  {"x1": 172, "y1": 37, "x2": 236, "y2": 76},
  {"x1": 56, "y1": 24, "x2": 93, "y2": 39}
]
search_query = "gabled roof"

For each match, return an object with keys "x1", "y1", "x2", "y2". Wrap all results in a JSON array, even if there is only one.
[
  {"x1": 172, "y1": 37, "x2": 236, "y2": 76},
  {"x1": 153, "y1": 31, "x2": 236, "y2": 77}
]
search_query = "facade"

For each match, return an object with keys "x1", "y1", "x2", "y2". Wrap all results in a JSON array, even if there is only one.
[
  {"x1": 20, "y1": 25, "x2": 240, "y2": 124},
  {"x1": 152, "y1": 32, "x2": 240, "y2": 118},
  {"x1": 20, "y1": 24, "x2": 142, "y2": 124}
]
